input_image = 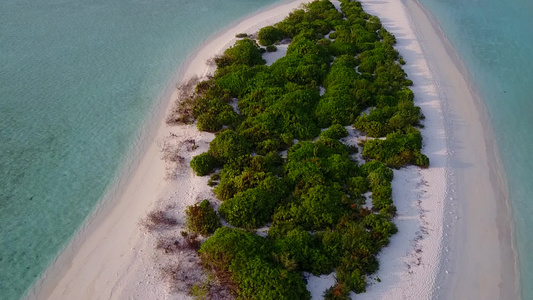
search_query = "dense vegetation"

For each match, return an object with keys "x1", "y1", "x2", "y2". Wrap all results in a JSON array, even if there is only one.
[{"x1": 181, "y1": 0, "x2": 428, "y2": 298}]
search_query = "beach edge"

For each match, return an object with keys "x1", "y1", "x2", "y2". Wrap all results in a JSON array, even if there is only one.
[{"x1": 403, "y1": 0, "x2": 521, "y2": 299}]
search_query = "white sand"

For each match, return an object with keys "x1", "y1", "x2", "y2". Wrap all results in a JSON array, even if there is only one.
[
  {"x1": 26, "y1": 0, "x2": 519, "y2": 299},
  {"x1": 400, "y1": 1, "x2": 520, "y2": 299},
  {"x1": 263, "y1": 44, "x2": 289, "y2": 66}
]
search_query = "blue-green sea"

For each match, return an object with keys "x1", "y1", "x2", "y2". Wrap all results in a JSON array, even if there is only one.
[
  {"x1": 418, "y1": 0, "x2": 533, "y2": 298},
  {"x1": 0, "y1": 0, "x2": 281, "y2": 299},
  {"x1": 1, "y1": 0, "x2": 532, "y2": 299}
]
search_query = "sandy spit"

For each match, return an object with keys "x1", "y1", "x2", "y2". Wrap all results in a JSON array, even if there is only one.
[{"x1": 401, "y1": 0, "x2": 521, "y2": 299}]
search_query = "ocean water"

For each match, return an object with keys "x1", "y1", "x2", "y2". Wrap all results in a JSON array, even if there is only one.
[
  {"x1": 418, "y1": 0, "x2": 533, "y2": 298},
  {"x1": 0, "y1": 0, "x2": 282, "y2": 299}
]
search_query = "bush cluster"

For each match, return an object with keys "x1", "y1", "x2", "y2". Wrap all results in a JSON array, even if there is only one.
[
  {"x1": 199, "y1": 227, "x2": 311, "y2": 299},
  {"x1": 184, "y1": 0, "x2": 428, "y2": 297},
  {"x1": 190, "y1": 152, "x2": 217, "y2": 176},
  {"x1": 258, "y1": 26, "x2": 284, "y2": 46},
  {"x1": 362, "y1": 130, "x2": 429, "y2": 169}
]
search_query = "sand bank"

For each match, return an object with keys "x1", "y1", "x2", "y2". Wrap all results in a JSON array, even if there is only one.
[{"x1": 400, "y1": 1, "x2": 520, "y2": 299}]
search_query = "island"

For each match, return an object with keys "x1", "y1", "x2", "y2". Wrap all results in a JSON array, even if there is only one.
[{"x1": 161, "y1": 0, "x2": 428, "y2": 298}]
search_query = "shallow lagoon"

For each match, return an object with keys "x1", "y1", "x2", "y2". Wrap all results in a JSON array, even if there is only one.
[{"x1": 0, "y1": 0, "x2": 280, "y2": 298}]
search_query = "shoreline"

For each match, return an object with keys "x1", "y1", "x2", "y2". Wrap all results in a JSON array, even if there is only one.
[
  {"x1": 26, "y1": 1, "x2": 312, "y2": 299},
  {"x1": 403, "y1": 0, "x2": 520, "y2": 299}
]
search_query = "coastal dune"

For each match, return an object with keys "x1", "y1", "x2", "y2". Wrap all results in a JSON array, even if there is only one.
[{"x1": 26, "y1": 0, "x2": 518, "y2": 299}]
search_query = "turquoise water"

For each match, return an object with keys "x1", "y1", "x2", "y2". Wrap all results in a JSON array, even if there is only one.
[
  {"x1": 419, "y1": 0, "x2": 533, "y2": 297},
  {"x1": 0, "y1": 0, "x2": 281, "y2": 299}
]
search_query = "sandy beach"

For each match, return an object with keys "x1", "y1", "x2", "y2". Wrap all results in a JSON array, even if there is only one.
[
  {"x1": 25, "y1": 0, "x2": 519, "y2": 299},
  {"x1": 401, "y1": 1, "x2": 520, "y2": 299}
]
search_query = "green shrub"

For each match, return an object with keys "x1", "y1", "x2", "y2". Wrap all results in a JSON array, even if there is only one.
[
  {"x1": 269, "y1": 54, "x2": 329, "y2": 87},
  {"x1": 257, "y1": 25, "x2": 284, "y2": 45},
  {"x1": 360, "y1": 161, "x2": 390, "y2": 177},
  {"x1": 185, "y1": 200, "x2": 221, "y2": 235},
  {"x1": 266, "y1": 44, "x2": 277, "y2": 52},
  {"x1": 196, "y1": 112, "x2": 222, "y2": 132},
  {"x1": 323, "y1": 283, "x2": 350, "y2": 300},
  {"x1": 207, "y1": 173, "x2": 220, "y2": 186},
  {"x1": 235, "y1": 33, "x2": 248, "y2": 38},
  {"x1": 317, "y1": 38, "x2": 331, "y2": 47},
  {"x1": 325, "y1": 154, "x2": 359, "y2": 183},
  {"x1": 200, "y1": 227, "x2": 311, "y2": 300},
  {"x1": 280, "y1": 229, "x2": 335, "y2": 274},
  {"x1": 315, "y1": 92, "x2": 357, "y2": 127},
  {"x1": 215, "y1": 39, "x2": 265, "y2": 68},
  {"x1": 415, "y1": 151, "x2": 430, "y2": 167},
  {"x1": 362, "y1": 213, "x2": 398, "y2": 246},
  {"x1": 219, "y1": 188, "x2": 279, "y2": 228},
  {"x1": 208, "y1": 130, "x2": 251, "y2": 162},
  {"x1": 190, "y1": 152, "x2": 218, "y2": 176},
  {"x1": 355, "y1": 119, "x2": 385, "y2": 137},
  {"x1": 290, "y1": 185, "x2": 347, "y2": 230},
  {"x1": 256, "y1": 138, "x2": 282, "y2": 155},
  {"x1": 287, "y1": 38, "x2": 330, "y2": 62},
  {"x1": 361, "y1": 131, "x2": 427, "y2": 168},
  {"x1": 337, "y1": 268, "x2": 366, "y2": 294},
  {"x1": 321, "y1": 124, "x2": 349, "y2": 139},
  {"x1": 371, "y1": 185, "x2": 393, "y2": 210},
  {"x1": 367, "y1": 169, "x2": 393, "y2": 187},
  {"x1": 214, "y1": 169, "x2": 287, "y2": 202},
  {"x1": 348, "y1": 176, "x2": 369, "y2": 195}
]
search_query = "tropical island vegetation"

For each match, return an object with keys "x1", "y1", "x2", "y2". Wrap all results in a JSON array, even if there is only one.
[{"x1": 174, "y1": 0, "x2": 428, "y2": 298}]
